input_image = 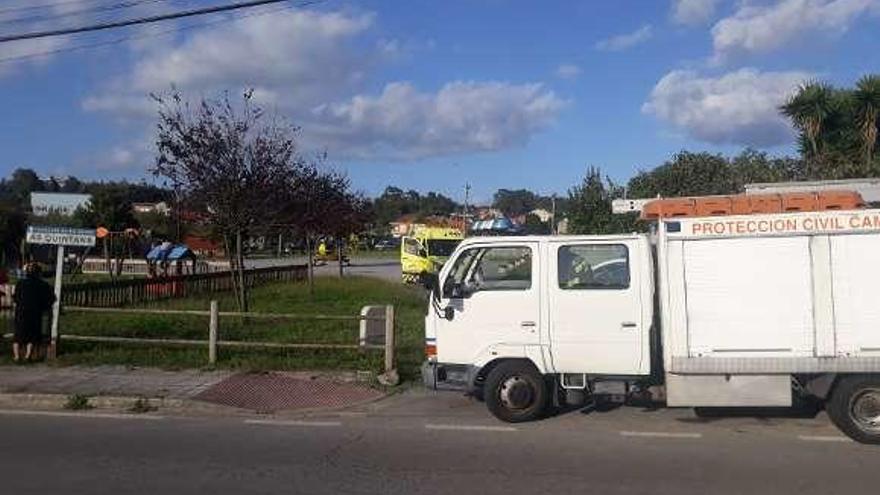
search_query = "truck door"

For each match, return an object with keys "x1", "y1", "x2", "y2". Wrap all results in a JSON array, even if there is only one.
[
  {"x1": 548, "y1": 240, "x2": 646, "y2": 375},
  {"x1": 436, "y1": 243, "x2": 541, "y2": 365}
]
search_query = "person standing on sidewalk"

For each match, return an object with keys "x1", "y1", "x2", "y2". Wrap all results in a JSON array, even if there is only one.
[{"x1": 12, "y1": 263, "x2": 55, "y2": 363}]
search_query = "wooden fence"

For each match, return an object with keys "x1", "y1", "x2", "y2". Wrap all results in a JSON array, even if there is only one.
[
  {"x1": 61, "y1": 264, "x2": 308, "y2": 307},
  {"x1": 59, "y1": 303, "x2": 397, "y2": 376}
]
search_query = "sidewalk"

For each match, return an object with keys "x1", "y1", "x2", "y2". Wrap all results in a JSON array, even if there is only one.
[{"x1": 0, "y1": 365, "x2": 388, "y2": 415}]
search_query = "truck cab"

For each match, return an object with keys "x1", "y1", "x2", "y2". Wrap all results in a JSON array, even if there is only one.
[
  {"x1": 423, "y1": 234, "x2": 655, "y2": 421},
  {"x1": 401, "y1": 227, "x2": 463, "y2": 284}
]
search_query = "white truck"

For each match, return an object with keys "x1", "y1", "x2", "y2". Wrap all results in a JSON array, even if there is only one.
[{"x1": 422, "y1": 208, "x2": 880, "y2": 443}]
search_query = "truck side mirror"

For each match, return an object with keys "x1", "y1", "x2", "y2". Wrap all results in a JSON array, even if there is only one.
[{"x1": 446, "y1": 282, "x2": 471, "y2": 299}]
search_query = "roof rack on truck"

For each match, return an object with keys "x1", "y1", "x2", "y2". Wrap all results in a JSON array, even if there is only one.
[{"x1": 640, "y1": 190, "x2": 865, "y2": 220}]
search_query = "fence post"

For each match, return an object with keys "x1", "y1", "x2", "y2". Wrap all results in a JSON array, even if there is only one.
[
  {"x1": 384, "y1": 305, "x2": 395, "y2": 373},
  {"x1": 377, "y1": 305, "x2": 399, "y2": 386},
  {"x1": 208, "y1": 300, "x2": 218, "y2": 365}
]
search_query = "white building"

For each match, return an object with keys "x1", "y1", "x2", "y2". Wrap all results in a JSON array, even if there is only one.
[{"x1": 30, "y1": 192, "x2": 91, "y2": 217}]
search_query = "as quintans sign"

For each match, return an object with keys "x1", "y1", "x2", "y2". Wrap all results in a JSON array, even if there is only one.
[{"x1": 26, "y1": 226, "x2": 97, "y2": 247}]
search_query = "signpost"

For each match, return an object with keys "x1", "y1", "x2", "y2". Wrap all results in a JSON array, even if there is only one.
[
  {"x1": 611, "y1": 198, "x2": 653, "y2": 214},
  {"x1": 25, "y1": 226, "x2": 97, "y2": 359}
]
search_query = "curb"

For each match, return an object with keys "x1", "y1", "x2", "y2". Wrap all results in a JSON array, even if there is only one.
[
  {"x1": 0, "y1": 387, "x2": 400, "y2": 417},
  {"x1": 0, "y1": 393, "x2": 197, "y2": 412}
]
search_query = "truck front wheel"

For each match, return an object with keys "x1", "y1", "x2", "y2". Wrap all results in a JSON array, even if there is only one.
[
  {"x1": 827, "y1": 375, "x2": 880, "y2": 444},
  {"x1": 485, "y1": 361, "x2": 547, "y2": 423}
]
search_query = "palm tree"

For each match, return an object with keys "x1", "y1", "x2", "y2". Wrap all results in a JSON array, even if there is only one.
[
  {"x1": 780, "y1": 82, "x2": 835, "y2": 159},
  {"x1": 853, "y1": 75, "x2": 880, "y2": 165}
]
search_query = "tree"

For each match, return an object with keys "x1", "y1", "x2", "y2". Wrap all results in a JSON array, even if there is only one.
[
  {"x1": 371, "y1": 186, "x2": 459, "y2": 230},
  {"x1": 567, "y1": 167, "x2": 638, "y2": 235},
  {"x1": 153, "y1": 89, "x2": 300, "y2": 312},
  {"x1": 492, "y1": 189, "x2": 539, "y2": 216},
  {"x1": 60, "y1": 176, "x2": 84, "y2": 193},
  {"x1": 9, "y1": 168, "x2": 42, "y2": 202},
  {"x1": 780, "y1": 82, "x2": 835, "y2": 160},
  {"x1": 854, "y1": 75, "x2": 880, "y2": 166},
  {"x1": 522, "y1": 213, "x2": 550, "y2": 235},
  {"x1": 627, "y1": 151, "x2": 736, "y2": 198},
  {"x1": 74, "y1": 184, "x2": 139, "y2": 279},
  {"x1": 0, "y1": 201, "x2": 26, "y2": 268}
]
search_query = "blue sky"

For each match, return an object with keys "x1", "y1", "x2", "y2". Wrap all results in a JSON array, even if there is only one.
[{"x1": 1, "y1": 0, "x2": 878, "y2": 204}]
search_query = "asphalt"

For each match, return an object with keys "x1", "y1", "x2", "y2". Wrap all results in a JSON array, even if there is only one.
[
  {"x1": 1, "y1": 388, "x2": 878, "y2": 494},
  {"x1": 246, "y1": 255, "x2": 402, "y2": 282}
]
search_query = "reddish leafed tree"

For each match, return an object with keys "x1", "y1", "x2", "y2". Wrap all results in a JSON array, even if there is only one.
[{"x1": 152, "y1": 89, "x2": 302, "y2": 312}]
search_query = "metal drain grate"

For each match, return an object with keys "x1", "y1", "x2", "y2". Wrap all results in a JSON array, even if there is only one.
[{"x1": 194, "y1": 372, "x2": 383, "y2": 413}]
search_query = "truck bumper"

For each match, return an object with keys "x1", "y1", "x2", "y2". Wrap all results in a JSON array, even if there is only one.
[{"x1": 421, "y1": 361, "x2": 480, "y2": 392}]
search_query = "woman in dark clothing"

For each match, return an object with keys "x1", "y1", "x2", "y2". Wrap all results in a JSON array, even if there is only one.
[{"x1": 12, "y1": 263, "x2": 55, "y2": 362}]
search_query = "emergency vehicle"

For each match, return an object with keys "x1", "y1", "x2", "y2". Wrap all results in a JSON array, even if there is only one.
[
  {"x1": 400, "y1": 227, "x2": 463, "y2": 284},
  {"x1": 422, "y1": 191, "x2": 880, "y2": 444}
]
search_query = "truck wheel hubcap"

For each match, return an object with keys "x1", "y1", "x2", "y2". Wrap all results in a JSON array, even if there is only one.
[
  {"x1": 850, "y1": 389, "x2": 880, "y2": 432},
  {"x1": 499, "y1": 376, "x2": 534, "y2": 410}
]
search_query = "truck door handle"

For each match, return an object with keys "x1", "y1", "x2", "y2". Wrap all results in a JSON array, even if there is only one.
[
  {"x1": 621, "y1": 322, "x2": 638, "y2": 328},
  {"x1": 521, "y1": 321, "x2": 536, "y2": 328}
]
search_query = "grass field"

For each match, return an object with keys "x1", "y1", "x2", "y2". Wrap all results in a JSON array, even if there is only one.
[{"x1": 0, "y1": 277, "x2": 427, "y2": 379}]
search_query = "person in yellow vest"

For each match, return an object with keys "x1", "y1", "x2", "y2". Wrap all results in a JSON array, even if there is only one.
[{"x1": 317, "y1": 240, "x2": 328, "y2": 257}]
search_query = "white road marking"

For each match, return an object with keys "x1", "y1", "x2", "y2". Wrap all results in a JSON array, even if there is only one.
[
  {"x1": 425, "y1": 424, "x2": 518, "y2": 432},
  {"x1": 0, "y1": 410, "x2": 164, "y2": 420},
  {"x1": 244, "y1": 419, "x2": 343, "y2": 427},
  {"x1": 620, "y1": 431, "x2": 702, "y2": 439},
  {"x1": 797, "y1": 435, "x2": 852, "y2": 443}
]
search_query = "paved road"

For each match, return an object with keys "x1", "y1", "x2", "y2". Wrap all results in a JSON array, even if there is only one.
[
  {"x1": 246, "y1": 256, "x2": 401, "y2": 282},
  {"x1": 1, "y1": 389, "x2": 878, "y2": 494}
]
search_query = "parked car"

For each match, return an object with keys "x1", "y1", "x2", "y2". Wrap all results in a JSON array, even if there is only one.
[{"x1": 373, "y1": 238, "x2": 400, "y2": 251}]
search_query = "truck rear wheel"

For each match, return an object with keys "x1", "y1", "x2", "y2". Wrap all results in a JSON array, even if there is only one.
[
  {"x1": 485, "y1": 361, "x2": 547, "y2": 423},
  {"x1": 827, "y1": 375, "x2": 880, "y2": 444}
]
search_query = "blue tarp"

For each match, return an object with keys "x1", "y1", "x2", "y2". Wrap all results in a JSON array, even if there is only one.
[{"x1": 146, "y1": 244, "x2": 194, "y2": 261}]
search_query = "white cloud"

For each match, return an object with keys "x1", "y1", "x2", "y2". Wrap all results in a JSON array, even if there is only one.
[
  {"x1": 84, "y1": 9, "x2": 566, "y2": 162},
  {"x1": 309, "y1": 81, "x2": 567, "y2": 159},
  {"x1": 672, "y1": 0, "x2": 721, "y2": 26},
  {"x1": 711, "y1": 0, "x2": 878, "y2": 62},
  {"x1": 555, "y1": 63, "x2": 582, "y2": 80},
  {"x1": 0, "y1": 0, "x2": 173, "y2": 78},
  {"x1": 595, "y1": 25, "x2": 654, "y2": 51},
  {"x1": 85, "y1": 10, "x2": 376, "y2": 118},
  {"x1": 642, "y1": 68, "x2": 813, "y2": 146}
]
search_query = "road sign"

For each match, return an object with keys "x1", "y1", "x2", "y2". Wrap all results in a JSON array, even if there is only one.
[
  {"x1": 25, "y1": 225, "x2": 96, "y2": 359},
  {"x1": 26, "y1": 226, "x2": 96, "y2": 247},
  {"x1": 612, "y1": 198, "x2": 653, "y2": 214}
]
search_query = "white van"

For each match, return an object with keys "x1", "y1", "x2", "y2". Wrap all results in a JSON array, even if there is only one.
[{"x1": 422, "y1": 209, "x2": 880, "y2": 443}]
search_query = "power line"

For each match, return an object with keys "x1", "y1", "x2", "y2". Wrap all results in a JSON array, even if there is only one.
[
  {"x1": 0, "y1": 1, "x2": 173, "y2": 27},
  {"x1": 0, "y1": 0, "x2": 298, "y2": 44},
  {"x1": 0, "y1": 0, "x2": 112, "y2": 15},
  {"x1": 0, "y1": 0, "x2": 144, "y2": 15},
  {"x1": 0, "y1": 1, "x2": 313, "y2": 65}
]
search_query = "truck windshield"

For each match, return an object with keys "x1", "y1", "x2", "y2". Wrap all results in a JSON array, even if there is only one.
[{"x1": 426, "y1": 239, "x2": 460, "y2": 257}]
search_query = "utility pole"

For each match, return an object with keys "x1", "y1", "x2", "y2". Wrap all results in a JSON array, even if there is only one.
[{"x1": 463, "y1": 183, "x2": 471, "y2": 235}]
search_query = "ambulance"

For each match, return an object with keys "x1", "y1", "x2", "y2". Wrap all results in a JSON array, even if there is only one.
[
  {"x1": 422, "y1": 191, "x2": 880, "y2": 444},
  {"x1": 400, "y1": 227, "x2": 463, "y2": 284}
]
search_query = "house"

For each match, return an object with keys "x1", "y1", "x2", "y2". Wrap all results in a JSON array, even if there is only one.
[
  {"x1": 30, "y1": 192, "x2": 91, "y2": 217},
  {"x1": 183, "y1": 235, "x2": 224, "y2": 258},
  {"x1": 529, "y1": 208, "x2": 553, "y2": 223},
  {"x1": 473, "y1": 206, "x2": 503, "y2": 220},
  {"x1": 390, "y1": 214, "x2": 421, "y2": 237},
  {"x1": 390, "y1": 214, "x2": 461, "y2": 237},
  {"x1": 132, "y1": 202, "x2": 170, "y2": 215}
]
